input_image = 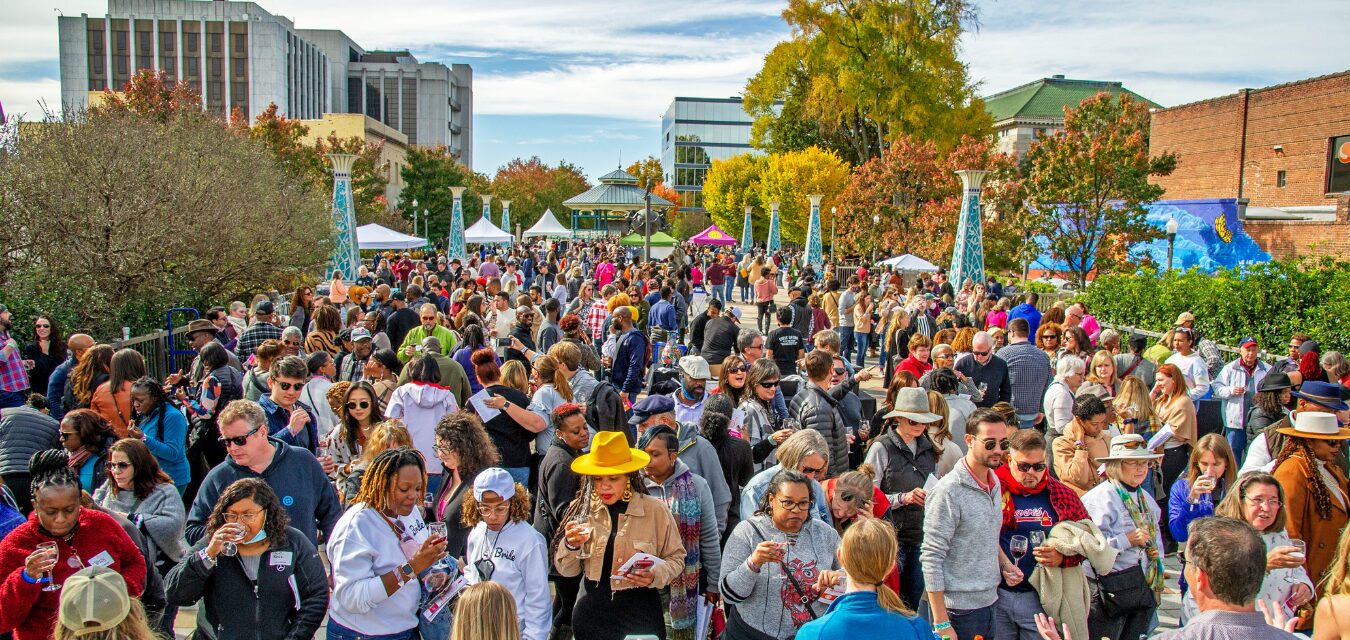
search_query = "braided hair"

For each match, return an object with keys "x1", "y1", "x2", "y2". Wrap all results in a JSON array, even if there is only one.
[
  {"x1": 29, "y1": 449, "x2": 81, "y2": 499},
  {"x1": 1275, "y1": 437, "x2": 1334, "y2": 520},
  {"x1": 350, "y1": 447, "x2": 426, "y2": 514},
  {"x1": 130, "y1": 376, "x2": 172, "y2": 425}
]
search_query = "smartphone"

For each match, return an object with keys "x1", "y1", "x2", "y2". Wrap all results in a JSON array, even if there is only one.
[{"x1": 497, "y1": 338, "x2": 512, "y2": 348}]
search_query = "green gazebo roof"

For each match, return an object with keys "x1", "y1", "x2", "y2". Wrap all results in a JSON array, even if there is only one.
[
  {"x1": 563, "y1": 168, "x2": 674, "y2": 209},
  {"x1": 984, "y1": 76, "x2": 1159, "y2": 123}
]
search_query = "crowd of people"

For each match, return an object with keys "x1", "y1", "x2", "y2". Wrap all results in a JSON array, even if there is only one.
[{"x1": 0, "y1": 239, "x2": 1348, "y2": 640}]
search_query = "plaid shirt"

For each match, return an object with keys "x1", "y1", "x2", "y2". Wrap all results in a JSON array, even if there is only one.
[
  {"x1": 0, "y1": 331, "x2": 30, "y2": 392},
  {"x1": 996, "y1": 341, "x2": 1053, "y2": 418},
  {"x1": 586, "y1": 301, "x2": 609, "y2": 341},
  {"x1": 235, "y1": 321, "x2": 284, "y2": 361}
]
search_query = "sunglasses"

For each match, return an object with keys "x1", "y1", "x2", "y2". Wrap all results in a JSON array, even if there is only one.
[
  {"x1": 832, "y1": 368, "x2": 847, "y2": 375},
  {"x1": 35, "y1": 323, "x2": 51, "y2": 328},
  {"x1": 840, "y1": 493, "x2": 870, "y2": 505},
  {"x1": 973, "y1": 350, "x2": 990, "y2": 357},
  {"x1": 474, "y1": 558, "x2": 496, "y2": 581},
  {"x1": 1041, "y1": 335, "x2": 1059, "y2": 340},
  {"x1": 218, "y1": 425, "x2": 262, "y2": 448},
  {"x1": 283, "y1": 341, "x2": 301, "y2": 347},
  {"x1": 1016, "y1": 462, "x2": 1048, "y2": 472},
  {"x1": 346, "y1": 400, "x2": 371, "y2": 410},
  {"x1": 725, "y1": 366, "x2": 747, "y2": 374},
  {"x1": 758, "y1": 380, "x2": 780, "y2": 389},
  {"x1": 981, "y1": 438, "x2": 1011, "y2": 451},
  {"x1": 58, "y1": 431, "x2": 77, "y2": 440},
  {"x1": 800, "y1": 464, "x2": 823, "y2": 476},
  {"x1": 106, "y1": 462, "x2": 132, "y2": 471},
  {"x1": 274, "y1": 381, "x2": 304, "y2": 391}
]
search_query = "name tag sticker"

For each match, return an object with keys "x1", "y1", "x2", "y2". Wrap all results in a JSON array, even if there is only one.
[
  {"x1": 88, "y1": 551, "x2": 114, "y2": 568},
  {"x1": 270, "y1": 551, "x2": 293, "y2": 568}
]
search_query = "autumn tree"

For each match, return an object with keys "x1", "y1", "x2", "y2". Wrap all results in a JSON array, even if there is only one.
[
  {"x1": 491, "y1": 157, "x2": 592, "y2": 234},
  {"x1": 703, "y1": 148, "x2": 849, "y2": 246},
  {"x1": 1017, "y1": 92, "x2": 1177, "y2": 287},
  {"x1": 744, "y1": 0, "x2": 992, "y2": 166},
  {"x1": 625, "y1": 156, "x2": 665, "y2": 191},
  {"x1": 400, "y1": 146, "x2": 491, "y2": 241},
  {"x1": 704, "y1": 154, "x2": 769, "y2": 242}
]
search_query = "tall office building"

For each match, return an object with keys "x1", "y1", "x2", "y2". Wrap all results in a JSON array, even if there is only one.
[
  {"x1": 57, "y1": 0, "x2": 472, "y2": 167},
  {"x1": 661, "y1": 97, "x2": 759, "y2": 214}
]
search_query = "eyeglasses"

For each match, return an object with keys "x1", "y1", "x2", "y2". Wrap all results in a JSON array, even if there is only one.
[
  {"x1": 758, "y1": 380, "x2": 780, "y2": 389},
  {"x1": 218, "y1": 425, "x2": 262, "y2": 448},
  {"x1": 832, "y1": 368, "x2": 847, "y2": 375},
  {"x1": 981, "y1": 438, "x2": 1010, "y2": 451},
  {"x1": 346, "y1": 400, "x2": 371, "y2": 410},
  {"x1": 1016, "y1": 462, "x2": 1048, "y2": 472},
  {"x1": 433, "y1": 444, "x2": 455, "y2": 455},
  {"x1": 973, "y1": 350, "x2": 990, "y2": 357},
  {"x1": 1245, "y1": 497, "x2": 1282, "y2": 508},
  {"x1": 58, "y1": 431, "x2": 77, "y2": 440},
  {"x1": 274, "y1": 381, "x2": 304, "y2": 391},
  {"x1": 776, "y1": 499, "x2": 813, "y2": 512},
  {"x1": 800, "y1": 465, "x2": 823, "y2": 476},
  {"x1": 35, "y1": 323, "x2": 51, "y2": 328},
  {"x1": 105, "y1": 462, "x2": 132, "y2": 471},
  {"x1": 283, "y1": 341, "x2": 301, "y2": 347},
  {"x1": 477, "y1": 502, "x2": 511, "y2": 516},
  {"x1": 223, "y1": 511, "x2": 263, "y2": 523}
]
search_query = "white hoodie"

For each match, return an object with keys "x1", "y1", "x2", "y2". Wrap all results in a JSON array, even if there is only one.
[
  {"x1": 386, "y1": 382, "x2": 458, "y2": 474},
  {"x1": 464, "y1": 520, "x2": 552, "y2": 640}
]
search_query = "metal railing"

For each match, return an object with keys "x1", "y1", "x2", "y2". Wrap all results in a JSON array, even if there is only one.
[{"x1": 111, "y1": 325, "x2": 195, "y2": 381}]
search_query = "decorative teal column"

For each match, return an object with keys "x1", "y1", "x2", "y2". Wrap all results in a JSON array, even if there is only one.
[
  {"x1": 804, "y1": 194, "x2": 824, "y2": 267},
  {"x1": 501, "y1": 199, "x2": 512, "y2": 235},
  {"x1": 741, "y1": 205, "x2": 754, "y2": 252},
  {"x1": 447, "y1": 186, "x2": 467, "y2": 260},
  {"x1": 481, "y1": 194, "x2": 493, "y2": 228},
  {"x1": 326, "y1": 153, "x2": 360, "y2": 281},
  {"x1": 767, "y1": 200, "x2": 781, "y2": 255},
  {"x1": 949, "y1": 170, "x2": 991, "y2": 288}
]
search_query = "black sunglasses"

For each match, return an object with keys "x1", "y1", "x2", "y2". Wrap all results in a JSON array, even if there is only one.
[
  {"x1": 725, "y1": 365, "x2": 747, "y2": 374},
  {"x1": 1016, "y1": 462, "x2": 1048, "y2": 472},
  {"x1": 475, "y1": 558, "x2": 496, "y2": 582},
  {"x1": 973, "y1": 350, "x2": 990, "y2": 357},
  {"x1": 346, "y1": 400, "x2": 371, "y2": 410},
  {"x1": 106, "y1": 462, "x2": 132, "y2": 471},
  {"x1": 219, "y1": 425, "x2": 262, "y2": 448},
  {"x1": 832, "y1": 367, "x2": 847, "y2": 375},
  {"x1": 58, "y1": 431, "x2": 77, "y2": 440},
  {"x1": 274, "y1": 381, "x2": 304, "y2": 391},
  {"x1": 800, "y1": 464, "x2": 823, "y2": 475},
  {"x1": 981, "y1": 438, "x2": 1010, "y2": 451},
  {"x1": 758, "y1": 380, "x2": 780, "y2": 389}
]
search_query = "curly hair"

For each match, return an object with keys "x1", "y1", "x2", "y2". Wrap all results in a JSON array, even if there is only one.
[
  {"x1": 1275, "y1": 437, "x2": 1335, "y2": 520},
  {"x1": 1036, "y1": 323, "x2": 1063, "y2": 351},
  {"x1": 62, "y1": 408, "x2": 116, "y2": 455},
  {"x1": 434, "y1": 412, "x2": 499, "y2": 480},
  {"x1": 461, "y1": 482, "x2": 532, "y2": 528},
  {"x1": 205, "y1": 478, "x2": 291, "y2": 546},
  {"x1": 351, "y1": 447, "x2": 426, "y2": 514},
  {"x1": 70, "y1": 344, "x2": 114, "y2": 407}
]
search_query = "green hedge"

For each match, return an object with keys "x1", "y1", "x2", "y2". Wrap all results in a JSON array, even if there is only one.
[{"x1": 1080, "y1": 258, "x2": 1350, "y2": 355}]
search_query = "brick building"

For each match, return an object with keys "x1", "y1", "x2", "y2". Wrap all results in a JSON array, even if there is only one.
[{"x1": 1148, "y1": 70, "x2": 1350, "y2": 258}]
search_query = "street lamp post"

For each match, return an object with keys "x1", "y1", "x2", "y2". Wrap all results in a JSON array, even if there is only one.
[
  {"x1": 871, "y1": 213, "x2": 880, "y2": 265},
  {"x1": 1166, "y1": 217, "x2": 1179, "y2": 273},
  {"x1": 422, "y1": 209, "x2": 429, "y2": 244},
  {"x1": 411, "y1": 198, "x2": 419, "y2": 239},
  {"x1": 830, "y1": 206, "x2": 836, "y2": 270},
  {"x1": 644, "y1": 188, "x2": 653, "y2": 264}
]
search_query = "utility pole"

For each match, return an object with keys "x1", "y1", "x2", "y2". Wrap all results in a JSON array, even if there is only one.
[{"x1": 643, "y1": 188, "x2": 653, "y2": 264}]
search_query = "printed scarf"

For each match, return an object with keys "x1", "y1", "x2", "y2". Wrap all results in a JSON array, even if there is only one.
[
  {"x1": 1113, "y1": 481, "x2": 1164, "y2": 594},
  {"x1": 661, "y1": 469, "x2": 702, "y2": 636}
]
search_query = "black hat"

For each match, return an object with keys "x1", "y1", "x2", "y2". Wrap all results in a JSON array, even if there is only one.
[
  {"x1": 1257, "y1": 372, "x2": 1293, "y2": 393},
  {"x1": 253, "y1": 300, "x2": 275, "y2": 316},
  {"x1": 390, "y1": 290, "x2": 406, "y2": 301},
  {"x1": 1129, "y1": 333, "x2": 1149, "y2": 350}
]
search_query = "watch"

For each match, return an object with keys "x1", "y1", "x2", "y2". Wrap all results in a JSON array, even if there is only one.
[{"x1": 397, "y1": 562, "x2": 415, "y2": 584}]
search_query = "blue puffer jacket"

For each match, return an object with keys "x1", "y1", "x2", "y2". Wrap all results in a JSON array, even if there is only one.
[{"x1": 0, "y1": 405, "x2": 59, "y2": 477}]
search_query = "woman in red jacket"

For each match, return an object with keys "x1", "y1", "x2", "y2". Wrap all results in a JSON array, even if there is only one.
[
  {"x1": 0, "y1": 450, "x2": 146, "y2": 640},
  {"x1": 895, "y1": 333, "x2": 934, "y2": 381}
]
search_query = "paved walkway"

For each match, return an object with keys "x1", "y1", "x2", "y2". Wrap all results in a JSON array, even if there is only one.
[{"x1": 167, "y1": 288, "x2": 1182, "y2": 637}]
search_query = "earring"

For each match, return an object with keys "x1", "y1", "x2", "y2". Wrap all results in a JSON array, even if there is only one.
[{"x1": 622, "y1": 481, "x2": 633, "y2": 502}]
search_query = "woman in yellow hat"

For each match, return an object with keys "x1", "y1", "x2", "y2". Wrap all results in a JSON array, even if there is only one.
[{"x1": 554, "y1": 431, "x2": 685, "y2": 640}]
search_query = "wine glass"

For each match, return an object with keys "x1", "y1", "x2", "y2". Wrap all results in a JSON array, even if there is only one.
[
  {"x1": 572, "y1": 514, "x2": 593, "y2": 560},
  {"x1": 1010, "y1": 535, "x2": 1029, "y2": 565},
  {"x1": 37, "y1": 541, "x2": 60, "y2": 592},
  {"x1": 771, "y1": 532, "x2": 794, "y2": 581},
  {"x1": 1030, "y1": 530, "x2": 1046, "y2": 548},
  {"x1": 220, "y1": 523, "x2": 246, "y2": 557}
]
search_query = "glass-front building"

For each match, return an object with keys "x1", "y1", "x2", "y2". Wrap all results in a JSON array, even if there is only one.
[{"x1": 661, "y1": 97, "x2": 758, "y2": 214}]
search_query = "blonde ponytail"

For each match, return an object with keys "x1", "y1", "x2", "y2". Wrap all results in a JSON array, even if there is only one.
[{"x1": 840, "y1": 518, "x2": 912, "y2": 615}]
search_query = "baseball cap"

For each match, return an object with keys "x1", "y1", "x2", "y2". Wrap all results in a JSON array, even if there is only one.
[
  {"x1": 473, "y1": 467, "x2": 516, "y2": 501},
  {"x1": 1238, "y1": 337, "x2": 1259, "y2": 349},
  {"x1": 1175, "y1": 312, "x2": 1195, "y2": 326},
  {"x1": 58, "y1": 566, "x2": 131, "y2": 636},
  {"x1": 728, "y1": 307, "x2": 743, "y2": 321},
  {"x1": 350, "y1": 327, "x2": 372, "y2": 342},
  {"x1": 253, "y1": 300, "x2": 275, "y2": 316}
]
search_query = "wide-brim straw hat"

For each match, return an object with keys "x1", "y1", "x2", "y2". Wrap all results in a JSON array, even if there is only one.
[
  {"x1": 1097, "y1": 434, "x2": 1165, "y2": 461},
  {"x1": 571, "y1": 431, "x2": 650, "y2": 476},
  {"x1": 1276, "y1": 411, "x2": 1350, "y2": 441},
  {"x1": 882, "y1": 387, "x2": 942, "y2": 424}
]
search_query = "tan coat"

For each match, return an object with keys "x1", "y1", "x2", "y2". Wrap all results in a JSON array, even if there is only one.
[
  {"x1": 553, "y1": 492, "x2": 686, "y2": 592},
  {"x1": 1274, "y1": 453, "x2": 1350, "y2": 598},
  {"x1": 1153, "y1": 393, "x2": 1197, "y2": 445},
  {"x1": 1052, "y1": 420, "x2": 1111, "y2": 495}
]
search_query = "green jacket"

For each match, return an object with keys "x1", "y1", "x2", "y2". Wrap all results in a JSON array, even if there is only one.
[{"x1": 397, "y1": 325, "x2": 459, "y2": 363}]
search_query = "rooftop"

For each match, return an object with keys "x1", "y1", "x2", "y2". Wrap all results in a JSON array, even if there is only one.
[{"x1": 984, "y1": 75, "x2": 1159, "y2": 123}]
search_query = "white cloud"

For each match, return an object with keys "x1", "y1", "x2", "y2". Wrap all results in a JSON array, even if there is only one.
[{"x1": 0, "y1": 78, "x2": 62, "y2": 121}]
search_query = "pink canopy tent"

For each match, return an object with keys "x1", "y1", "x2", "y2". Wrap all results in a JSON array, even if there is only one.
[{"x1": 690, "y1": 224, "x2": 738, "y2": 246}]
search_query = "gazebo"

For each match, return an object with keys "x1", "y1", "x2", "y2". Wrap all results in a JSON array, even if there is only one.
[{"x1": 563, "y1": 168, "x2": 674, "y2": 239}]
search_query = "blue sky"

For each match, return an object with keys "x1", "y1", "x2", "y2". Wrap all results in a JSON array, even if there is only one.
[{"x1": 2, "y1": 0, "x2": 1345, "y2": 182}]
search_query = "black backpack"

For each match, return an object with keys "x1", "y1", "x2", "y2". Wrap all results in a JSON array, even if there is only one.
[{"x1": 586, "y1": 380, "x2": 633, "y2": 445}]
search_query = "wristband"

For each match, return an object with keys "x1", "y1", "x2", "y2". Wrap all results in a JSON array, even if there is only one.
[
  {"x1": 934, "y1": 621, "x2": 952, "y2": 631},
  {"x1": 21, "y1": 569, "x2": 44, "y2": 584},
  {"x1": 564, "y1": 541, "x2": 579, "y2": 551},
  {"x1": 746, "y1": 558, "x2": 761, "y2": 573},
  {"x1": 198, "y1": 549, "x2": 217, "y2": 568}
]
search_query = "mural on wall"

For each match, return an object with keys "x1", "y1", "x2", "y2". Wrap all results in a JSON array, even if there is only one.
[{"x1": 1031, "y1": 198, "x2": 1271, "y2": 276}]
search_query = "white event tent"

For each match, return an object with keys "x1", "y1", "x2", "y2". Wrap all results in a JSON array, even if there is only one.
[
  {"x1": 464, "y1": 217, "x2": 513, "y2": 244},
  {"x1": 881, "y1": 254, "x2": 942, "y2": 272},
  {"x1": 356, "y1": 223, "x2": 427, "y2": 250},
  {"x1": 523, "y1": 208, "x2": 571, "y2": 238}
]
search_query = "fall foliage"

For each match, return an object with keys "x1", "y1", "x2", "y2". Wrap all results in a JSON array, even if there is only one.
[{"x1": 704, "y1": 147, "x2": 850, "y2": 246}]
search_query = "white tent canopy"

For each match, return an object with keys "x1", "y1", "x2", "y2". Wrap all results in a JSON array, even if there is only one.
[
  {"x1": 881, "y1": 254, "x2": 942, "y2": 271},
  {"x1": 523, "y1": 208, "x2": 570, "y2": 238},
  {"x1": 464, "y1": 217, "x2": 513, "y2": 244},
  {"x1": 356, "y1": 223, "x2": 426, "y2": 250}
]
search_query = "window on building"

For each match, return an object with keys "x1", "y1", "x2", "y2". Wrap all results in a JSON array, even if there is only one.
[
  {"x1": 1329, "y1": 135, "x2": 1350, "y2": 194},
  {"x1": 1034, "y1": 128, "x2": 1047, "y2": 139},
  {"x1": 209, "y1": 32, "x2": 222, "y2": 54},
  {"x1": 1277, "y1": 170, "x2": 1287, "y2": 188}
]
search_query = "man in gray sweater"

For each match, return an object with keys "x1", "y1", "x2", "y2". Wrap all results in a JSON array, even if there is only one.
[{"x1": 922, "y1": 407, "x2": 1010, "y2": 640}]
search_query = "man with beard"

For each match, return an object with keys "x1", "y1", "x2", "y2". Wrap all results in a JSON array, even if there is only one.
[
  {"x1": 2, "y1": 308, "x2": 37, "y2": 409},
  {"x1": 668, "y1": 355, "x2": 710, "y2": 425},
  {"x1": 505, "y1": 305, "x2": 537, "y2": 373},
  {"x1": 922, "y1": 408, "x2": 1010, "y2": 640},
  {"x1": 397, "y1": 303, "x2": 458, "y2": 363}
]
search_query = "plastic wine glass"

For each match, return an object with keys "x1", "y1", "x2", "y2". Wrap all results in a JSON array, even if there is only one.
[
  {"x1": 1010, "y1": 535, "x2": 1029, "y2": 565},
  {"x1": 1029, "y1": 530, "x2": 1046, "y2": 548},
  {"x1": 220, "y1": 523, "x2": 246, "y2": 557},
  {"x1": 37, "y1": 541, "x2": 60, "y2": 592},
  {"x1": 771, "y1": 533, "x2": 794, "y2": 581},
  {"x1": 573, "y1": 515, "x2": 593, "y2": 560},
  {"x1": 1290, "y1": 539, "x2": 1307, "y2": 560}
]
